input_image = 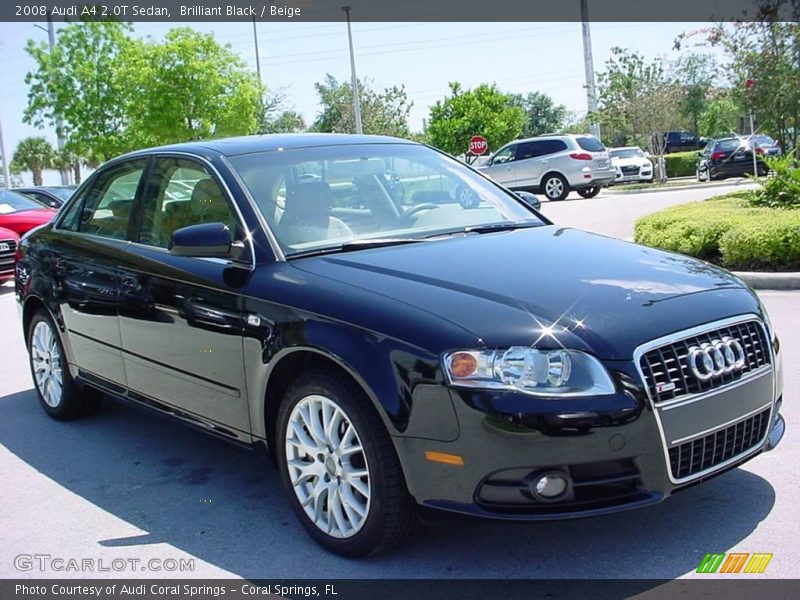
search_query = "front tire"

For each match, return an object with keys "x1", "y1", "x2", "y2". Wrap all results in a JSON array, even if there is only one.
[
  {"x1": 27, "y1": 310, "x2": 102, "y2": 420},
  {"x1": 541, "y1": 173, "x2": 569, "y2": 201},
  {"x1": 276, "y1": 368, "x2": 415, "y2": 556},
  {"x1": 576, "y1": 186, "x2": 601, "y2": 199}
]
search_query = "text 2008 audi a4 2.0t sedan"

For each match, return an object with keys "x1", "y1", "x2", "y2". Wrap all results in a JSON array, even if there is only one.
[{"x1": 15, "y1": 134, "x2": 785, "y2": 556}]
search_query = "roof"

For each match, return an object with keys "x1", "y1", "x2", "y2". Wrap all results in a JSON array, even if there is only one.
[{"x1": 119, "y1": 133, "x2": 417, "y2": 159}]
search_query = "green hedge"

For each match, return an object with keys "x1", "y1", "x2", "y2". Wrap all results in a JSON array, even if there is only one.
[
  {"x1": 662, "y1": 151, "x2": 698, "y2": 178},
  {"x1": 634, "y1": 193, "x2": 800, "y2": 270}
]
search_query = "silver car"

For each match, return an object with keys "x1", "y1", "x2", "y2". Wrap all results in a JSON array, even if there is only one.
[{"x1": 478, "y1": 134, "x2": 616, "y2": 201}]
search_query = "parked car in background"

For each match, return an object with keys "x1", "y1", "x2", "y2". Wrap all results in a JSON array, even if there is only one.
[
  {"x1": 663, "y1": 131, "x2": 700, "y2": 154},
  {"x1": 745, "y1": 134, "x2": 782, "y2": 157},
  {"x1": 609, "y1": 147, "x2": 654, "y2": 184},
  {"x1": 696, "y1": 137, "x2": 768, "y2": 181},
  {"x1": 14, "y1": 186, "x2": 76, "y2": 209},
  {"x1": 478, "y1": 134, "x2": 616, "y2": 201},
  {"x1": 15, "y1": 134, "x2": 784, "y2": 556},
  {"x1": 0, "y1": 189, "x2": 57, "y2": 236},
  {"x1": 0, "y1": 226, "x2": 20, "y2": 283}
]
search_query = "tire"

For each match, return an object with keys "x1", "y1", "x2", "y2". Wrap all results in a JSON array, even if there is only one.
[
  {"x1": 541, "y1": 173, "x2": 569, "y2": 201},
  {"x1": 576, "y1": 186, "x2": 601, "y2": 199},
  {"x1": 276, "y1": 368, "x2": 415, "y2": 557},
  {"x1": 27, "y1": 310, "x2": 102, "y2": 420}
]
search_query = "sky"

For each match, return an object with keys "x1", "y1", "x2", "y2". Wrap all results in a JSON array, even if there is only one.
[{"x1": 0, "y1": 20, "x2": 724, "y2": 185}]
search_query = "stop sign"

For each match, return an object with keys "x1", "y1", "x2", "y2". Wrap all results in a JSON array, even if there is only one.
[{"x1": 469, "y1": 136, "x2": 488, "y2": 155}]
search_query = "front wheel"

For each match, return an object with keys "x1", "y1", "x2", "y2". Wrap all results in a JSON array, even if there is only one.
[
  {"x1": 276, "y1": 368, "x2": 415, "y2": 556},
  {"x1": 541, "y1": 173, "x2": 569, "y2": 201},
  {"x1": 27, "y1": 310, "x2": 102, "y2": 420},
  {"x1": 576, "y1": 186, "x2": 601, "y2": 199}
]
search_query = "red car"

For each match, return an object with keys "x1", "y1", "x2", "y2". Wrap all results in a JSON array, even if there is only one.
[
  {"x1": 0, "y1": 188, "x2": 57, "y2": 236},
  {"x1": 0, "y1": 225, "x2": 20, "y2": 283}
]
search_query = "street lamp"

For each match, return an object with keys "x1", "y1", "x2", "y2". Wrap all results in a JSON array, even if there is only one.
[{"x1": 342, "y1": 6, "x2": 363, "y2": 135}]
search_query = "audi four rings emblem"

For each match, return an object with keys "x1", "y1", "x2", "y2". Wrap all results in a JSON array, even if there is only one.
[{"x1": 687, "y1": 337, "x2": 747, "y2": 381}]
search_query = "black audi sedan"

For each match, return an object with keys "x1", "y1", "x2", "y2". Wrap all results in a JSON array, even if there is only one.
[
  {"x1": 696, "y1": 137, "x2": 768, "y2": 181},
  {"x1": 15, "y1": 134, "x2": 785, "y2": 556}
]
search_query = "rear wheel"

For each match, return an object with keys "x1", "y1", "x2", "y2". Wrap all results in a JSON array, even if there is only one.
[
  {"x1": 576, "y1": 186, "x2": 601, "y2": 199},
  {"x1": 276, "y1": 368, "x2": 415, "y2": 556},
  {"x1": 28, "y1": 310, "x2": 102, "y2": 420},
  {"x1": 541, "y1": 173, "x2": 569, "y2": 201}
]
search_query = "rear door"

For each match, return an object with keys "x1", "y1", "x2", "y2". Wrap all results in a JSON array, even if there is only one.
[
  {"x1": 117, "y1": 155, "x2": 251, "y2": 433},
  {"x1": 514, "y1": 140, "x2": 550, "y2": 187},
  {"x1": 51, "y1": 159, "x2": 149, "y2": 391}
]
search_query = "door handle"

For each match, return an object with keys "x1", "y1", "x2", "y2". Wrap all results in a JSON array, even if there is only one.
[{"x1": 185, "y1": 298, "x2": 242, "y2": 331}]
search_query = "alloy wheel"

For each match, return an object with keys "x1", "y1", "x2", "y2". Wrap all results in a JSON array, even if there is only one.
[
  {"x1": 284, "y1": 394, "x2": 371, "y2": 539},
  {"x1": 544, "y1": 177, "x2": 565, "y2": 199},
  {"x1": 31, "y1": 321, "x2": 63, "y2": 408}
]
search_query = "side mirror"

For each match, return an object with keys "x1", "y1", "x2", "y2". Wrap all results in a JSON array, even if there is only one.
[
  {"x1": 515, "y1": 190, "x2": 541, "y2": 211},
  {"x1": 170, "y1": 222, "x2": 232, "y2": 258}
]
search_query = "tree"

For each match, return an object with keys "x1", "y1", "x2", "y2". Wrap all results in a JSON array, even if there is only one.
[
  {"x1": 595, "y1": 47, "x2": 683, "y2": 151},
  {"x1": 311, "y1": 75, "x2": 412, "y2": 137},
  {"x1": 426, "y1": 82, "x2": 525, "y2": 156},
  {"x1": 24, "y1": 20, "x2": 137, "y2": 162},
  {"x1": 510, "y1": 91, "x2": 568, "y2": 137},
  {"x1": 676, "y1": 2, "x2": 800, "y2": 150},
  {"x1": 53, "y1": 147, "x2": 84, "y2": 184},
  {"x1": 11, "y1": 137, "x2": 55, "y2": 186},
  {"x1": 698, "y1": 93, "x2": 741, "y2": 138},
  {"x1": 674, "y1": 53, "x2": 716, "y2": 135},
  {"x1": 126, "y1": 28, "x2": 263, "y2": 147},
  {"x1": 262, "y1": 111, "x2": 306, "y2": 134}
]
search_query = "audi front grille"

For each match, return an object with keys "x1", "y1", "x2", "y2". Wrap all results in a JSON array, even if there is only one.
[
  {"x1": 639, "y1": 319, "x2": 770, "y2": 404},
  {"x1": 0, "y1": 238, "x2": 16, "y2": 277},
  {"x1": 668, "y1": 408, "x2": 771, "y2": 480}
]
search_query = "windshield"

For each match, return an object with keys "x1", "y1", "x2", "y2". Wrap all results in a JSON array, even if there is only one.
[
  {"x1": 228, "y1": 143, "x2": 543, "y2": 257},
  {"x1": 716, "y1": 139, "x2": 744, "y2": 152},
  {"x1": 0, "y1": 189, "x2": 44, "y2": 214},
  {"x1": 48, "y1": 187, "x2": 76, "y2": 201},
  {"x1": 610, "y1": 148, "x2": 644, "y2": 159}
]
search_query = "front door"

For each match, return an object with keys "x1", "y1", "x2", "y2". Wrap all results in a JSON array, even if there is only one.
[
  {"x1": 484, "y1": 144, "x2": 518, "y2": 186},
  {"x1": 118, "y1": 156, "x2": 251, "y2": 433}
]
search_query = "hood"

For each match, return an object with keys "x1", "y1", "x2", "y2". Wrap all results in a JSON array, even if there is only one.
[
  {"x1": 0, "y1": 209, "x2": 56, "y2": 234},
  {"x1": 611, "y1": 156, "x2": 651, "y2": 168},
  {"x1": 291, "y1": 226, "x2": 761, "y2": 360},
  {"x1": 0, "y1": 226, "x2": 19, "y2": 241}
]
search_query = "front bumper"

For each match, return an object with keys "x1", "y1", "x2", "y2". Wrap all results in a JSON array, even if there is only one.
[
  {"x1": 394, "y1": 356, "x2": 783, "y2": 521},
  {"x1": 614, "y1": 167, "x2": 653, "y2": 183}
]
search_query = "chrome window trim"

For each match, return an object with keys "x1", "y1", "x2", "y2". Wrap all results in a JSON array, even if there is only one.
[{"x1": 633, "y1": 313, "x2": 775, "y2": 486}]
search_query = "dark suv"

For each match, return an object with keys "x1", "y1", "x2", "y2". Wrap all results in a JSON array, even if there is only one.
[
  {"x1": 16, "y1": 134, "x2": 785, "y2": 557},
  {"x1": 663, "y1": 131, "x2": 701, "y2": 154}
]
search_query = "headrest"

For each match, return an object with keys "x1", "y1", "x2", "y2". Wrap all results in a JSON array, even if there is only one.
[
  {"x1": 191, "y1": 178, "x2": 225, "y2": 206},
  {"x1": 285, "y1": 181, "x2": 334, "y2": 219}
]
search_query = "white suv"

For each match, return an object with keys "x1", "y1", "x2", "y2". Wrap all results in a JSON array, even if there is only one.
[{"x1": 478, "y1": 134, "x2": 616, "y2": 201}]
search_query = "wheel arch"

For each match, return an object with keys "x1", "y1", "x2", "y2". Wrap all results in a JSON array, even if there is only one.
[{"x1": 257, "y1": 346, "x2": 390, "y2": 461}]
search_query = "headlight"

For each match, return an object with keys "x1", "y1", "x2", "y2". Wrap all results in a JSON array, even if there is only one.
[{"x1": 443, "y1": 347, "x2": 616, "y2": 396}]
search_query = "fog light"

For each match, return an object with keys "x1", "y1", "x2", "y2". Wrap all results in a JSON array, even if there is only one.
[{"x1": 531, "y1": 472, "x2": 569, "y2": 500}]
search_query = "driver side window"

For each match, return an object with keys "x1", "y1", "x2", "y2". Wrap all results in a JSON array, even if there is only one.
[
  {"x1": 138, "y1": 158, "x2": 239, "y2": 249},
  {"x1": 491, "y1": 145, "x2": 517, "y2": 165}
]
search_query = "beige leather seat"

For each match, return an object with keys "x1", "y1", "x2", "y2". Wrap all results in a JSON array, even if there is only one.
[{"x1": 277, "y1": 181, "x2": 353, "y2": 247}]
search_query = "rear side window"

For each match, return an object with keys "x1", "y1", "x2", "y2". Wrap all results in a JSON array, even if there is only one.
[
  {"x1": 543, "y1": 140, "x2": 568, "y2": 154},
  {"x1": 63, "y1": 160, "x2": 147, "y2": 240},
  {"x1": 575, "y1": 137, "x2": 605, "y2": 152},
  {"x1": 516, "y1": 141, "x2": 544, "y2": 160}
]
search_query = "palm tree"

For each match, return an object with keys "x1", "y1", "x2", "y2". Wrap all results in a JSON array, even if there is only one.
[
  {"x1": 54, "y1": 147, "x2": 84, "y2": 184},
  {"x1": 12, "y1": 137, "x2": 55, "y2": 186}
]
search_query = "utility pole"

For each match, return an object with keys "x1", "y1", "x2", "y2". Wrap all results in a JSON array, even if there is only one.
[
  {"x1": 342, "y1": 6, "x2": 363, "y2": 135},
  {"x1": 0, "y1": 115, "x2": 10, "y2": 188},
  {"x1": 252, "y1": 16, "x2": 262, "y2": 84},
  {"x1": 46, "y1": 15, "x2": 69, "y2": 185},
  {"x1": 580, "y1": 0, "x2": 601, "y2": 140}
]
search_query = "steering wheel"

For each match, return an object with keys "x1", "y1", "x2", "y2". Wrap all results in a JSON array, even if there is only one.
[{"x1": 398, "y1": 202, "x2": 439, "y2": 224}]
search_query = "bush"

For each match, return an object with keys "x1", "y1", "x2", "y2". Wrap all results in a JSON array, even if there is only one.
[
  {"x1": 634, "y1": 192, "x2": 800, "y2": 271},
  {"x1": 748, "y1": 152, "x2": 800, "y2": 208},
  {"x1": 662, "y1": 151, "x2": 698, "y2": 178}
]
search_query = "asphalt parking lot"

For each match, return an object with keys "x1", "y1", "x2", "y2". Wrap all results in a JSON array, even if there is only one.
[{"x1": 0, "y1": 184, "x2": 795, "y2": 579}]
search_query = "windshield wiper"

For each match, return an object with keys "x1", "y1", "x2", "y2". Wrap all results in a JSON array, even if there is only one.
[
  {"x1": 461, "y1": 222, "x2": 543, "y2": 235},
  {"x1": 288, "y1": 237, "x2": 428, "y2": 259}
]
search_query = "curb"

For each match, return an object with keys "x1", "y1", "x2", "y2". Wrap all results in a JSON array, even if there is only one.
[
  {"x1": 603, "y1": 179, "x2": 755, "y2": 195},
  {"x1": 732, "y1": 271, "x2": 800, "y2": 291}
]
